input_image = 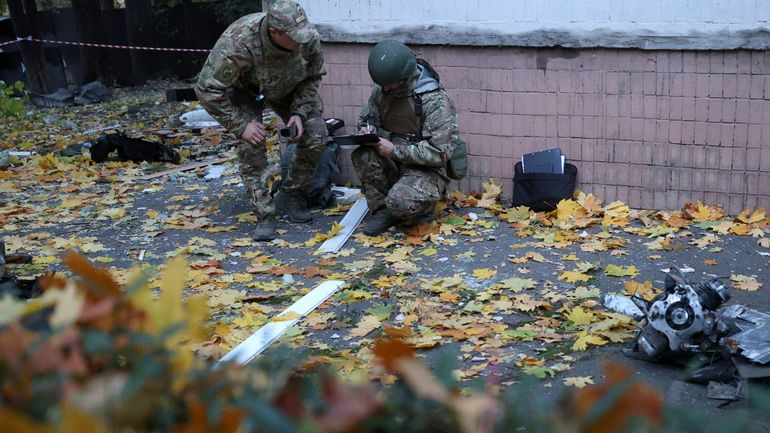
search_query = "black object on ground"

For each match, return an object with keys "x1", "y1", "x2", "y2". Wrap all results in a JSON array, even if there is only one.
[
  {"x1": 89, "y1": 132, "x2": 181, "y2": 164},
  {"x1": 512, "y1": 161, "x2": 577, "y2": 212},
  {"x1": 165, "y1": 88, "x2": 198, "y2": 102},
  {"x1": 30, "y1": 81, "x2": 111, "y2": 108},
  {"x1": 0, "y1": 241, "x2": 40, "y2": 299}
]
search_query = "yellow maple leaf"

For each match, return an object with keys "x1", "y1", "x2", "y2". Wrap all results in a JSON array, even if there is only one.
[
  {"x1": 689, "y1": 201, "x2": 725, "y2": 221},
  {"x1": 473, "y1": 268, "x2": 497, "y2": 280},
  {"x1": 564, "y1": 376, "x2": 595, "y2": 388},
  {"x1": 576, "y1": 191, "x2": 603, "y2": 214},
  {"x1": 730, "y1": 274, "x2": 763, "y2": 292},
  {"x1": 623, "y1": 280, "x2": 657, "y2": 300},
  {"x1": 566, "y1": 307, "x2": 595, "y2": 326},
  {"x1": 233, "y1": 311, "x2": 267, "y2": 328},
  {"x1": 105, "y1": 207, "x2": 126, "y2": 219},
  {"x1": 33, "y1": 256, "x2": 57, "y2": 265},
  {"x1": 559, "y1": 270, "x2": 592, "y2": 283},
  {"x1": 572, "y1": 332, "x2": 607, "y2": 351},
  {"x1": 271, "y1": 310, "x2": 301, "y2": 322},
  {"x1": 737, "y1": 208, "x2": 766, "y2": 224},
  {"x1": 349, "y1": 315, "x2": 381, "y2": 337},
  {"x1": 305, "y1": 222, "x2": 345, "y2": 247},
  {"x1": 481, "y1": 178, "x2": 503, "y2": 199},
  {"x1": 556, "y1": 199, "x2": 583, "y2": 221},
  {"x1": 37, "y1": 153, "x2": 60, "y2": 170}
]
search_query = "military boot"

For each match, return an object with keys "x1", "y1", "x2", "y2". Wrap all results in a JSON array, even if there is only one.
[
  {"x1": 274, "y1": 191, "x2": 312, "y2": 223},
  {"x1": 363, "y1": 209, "x2": 399, "y2": 236},
  {"x1": 253, "y1": 218, "x2": 277, "y2": 241}
]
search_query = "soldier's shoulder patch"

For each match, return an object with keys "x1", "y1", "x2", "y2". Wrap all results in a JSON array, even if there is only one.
[{"x1": 214, "y1": 58, "x2": 238, "y2": 85}]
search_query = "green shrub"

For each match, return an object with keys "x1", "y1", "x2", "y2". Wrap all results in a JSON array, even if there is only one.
[{"x1": 0, "y1": 80, "x2": 27, "y2": 119}]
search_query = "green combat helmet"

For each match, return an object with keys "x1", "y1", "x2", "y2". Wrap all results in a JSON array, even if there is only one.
[{"x1": 367, "y1": 40, "x2": 417, "y2": 86}]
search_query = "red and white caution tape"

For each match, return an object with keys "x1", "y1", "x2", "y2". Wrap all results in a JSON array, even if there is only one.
[{"x1": 0, "y1": 36, "x2": 211, "y2": 53}]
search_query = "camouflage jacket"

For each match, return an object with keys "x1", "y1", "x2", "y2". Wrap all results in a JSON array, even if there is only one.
[
  {"x1": 195, "y1": 13, "x2": 325, "y2": 137},
  {"x1": 360, "y1": 66, "x2": 461, "y2": 176}
]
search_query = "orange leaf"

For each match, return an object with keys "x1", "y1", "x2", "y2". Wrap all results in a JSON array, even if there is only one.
[
  {"x1": 373, "y1": 338, "x2": 414, "y2": 370},
  {"x1": 564, "y1": 362, "x2": 663, "y2": 433},
  {"x1": 61, "y1": 250, "x2": 121, "y2": 298},
  {"x1": 383, "y1": 324, "x2": 414, "y2": 339}
]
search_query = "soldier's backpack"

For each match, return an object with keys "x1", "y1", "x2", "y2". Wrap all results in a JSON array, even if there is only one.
[{"x1": 415, "y1": 59, "x2": 467, "y2": 180}]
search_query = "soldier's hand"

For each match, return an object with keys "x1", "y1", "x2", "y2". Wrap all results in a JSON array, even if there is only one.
[
  {"x1": 242, "y1": 122, "x2": 266, "y2": 145},
  {"x1": 359, "y1": 124, "x2": 377, "y2": 134},
  {"x1": 287, "y1": 115, "x2": 304, "y2": 139},
  {"x1": 376, "y1": 138, "x2": 395, "y2": 159}
]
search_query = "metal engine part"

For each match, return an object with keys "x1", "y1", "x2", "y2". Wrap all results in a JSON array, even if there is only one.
[{"x1": 633, "y1": 268, "x2": 730, "y2": 359}]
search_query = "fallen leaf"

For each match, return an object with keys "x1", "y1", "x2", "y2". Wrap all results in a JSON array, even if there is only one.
[
  {"x1": 564, "y1": 376, "x2": 594, "y2": 388},
  {"x1": 271, "y1": 310, "x2": 300, "y2": 322},
  {"x1": 605, "y1": 265, "x2": 638, "y2": 277},
  {"x1": 473, "y1": 268, "x2": 497, "y2": 280},
  {"x1": 730, "y1": 274, "x2": 763, "y2": 292},
  {"x1": 559, "y1": 270, "x2": 592, "y2": 284},
  {"x1": 566, "y1": 307, "x2": 595, "y2": 326}
]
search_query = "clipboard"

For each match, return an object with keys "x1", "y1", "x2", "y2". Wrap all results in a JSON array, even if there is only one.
[{"x1": 331, "y1": 134, "x2": 380, "y2": 146}]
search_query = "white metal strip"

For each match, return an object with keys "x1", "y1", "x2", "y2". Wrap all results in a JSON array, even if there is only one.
[
  {"x1": 218, "y1": 280, "x2": 345, "y2": 365},
  {"x1": 317, "y1": 198, "x2": 369, "y2": 254}
]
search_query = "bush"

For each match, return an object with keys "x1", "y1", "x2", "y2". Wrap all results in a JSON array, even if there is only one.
[{"x1": 0, "y1": 80, "x2": 27, "y2": 119}]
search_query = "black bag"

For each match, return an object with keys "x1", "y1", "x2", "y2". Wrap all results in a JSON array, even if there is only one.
[{"x1": 512, "y1": 162, "x2": 577, "y2": 212}]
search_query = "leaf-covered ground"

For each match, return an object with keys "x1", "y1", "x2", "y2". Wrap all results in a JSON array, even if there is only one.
[{"x1": 2, "y1": 82, "x2": 769, "y2": 410}]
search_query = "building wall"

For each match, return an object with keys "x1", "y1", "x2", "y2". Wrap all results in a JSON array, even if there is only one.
[
  {"x1": 321, "y1": 44, "x2": 770, "y2": 213},
  {"x1": 300, "y1": 0, "x2": 770, "y2": 50}
]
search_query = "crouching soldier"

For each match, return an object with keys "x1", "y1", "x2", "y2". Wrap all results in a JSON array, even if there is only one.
[
  {"x1": 195, "y1": 0, "x2": 327, "y2": 241},
  {"x1": 354, "y1": 40, "x2": 466, "y2": 236}
]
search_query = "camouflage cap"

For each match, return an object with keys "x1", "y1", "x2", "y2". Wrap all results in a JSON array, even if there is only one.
[{"x1": 267, "y1": 0, "x2": 316, "y2": 44}]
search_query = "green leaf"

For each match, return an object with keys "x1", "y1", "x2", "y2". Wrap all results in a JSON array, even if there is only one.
[
  {"x1": 605, "y1": 264, "x2": 639, "y2": 277},
  {"x1": 365, "y1": 304, "x2": 393, "y2": 321},
  {"x1": 500, "y1": 328, "x2": 537, "y2": 342},
  {"x1": 462, "y1": 300, "x2": 483, "y2": 313},
  {"x1": 498, "y1": 277, "x2": 538, "y2": 292},
  {"x1": 445, "y1": 215, "x2": 466, "y2": 226},
  {"x1": 522, "y1": 365, "x2": 555, "y2": 379}
]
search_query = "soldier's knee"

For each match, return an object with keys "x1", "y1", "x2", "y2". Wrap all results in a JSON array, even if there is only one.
[
  {"x1": 351, "y1": 146, "x2": 378, "y2": 167},
  {"x1": 386, "y1": 184, "x2": 434, "y2": 220},
  {"x1": 297, "y1": 117, "x2": 326, "y2": 149}
]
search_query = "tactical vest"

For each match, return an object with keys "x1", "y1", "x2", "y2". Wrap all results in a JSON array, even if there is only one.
[{"x1": 380, "y1": 92, "x2": 423, "y2": 141}]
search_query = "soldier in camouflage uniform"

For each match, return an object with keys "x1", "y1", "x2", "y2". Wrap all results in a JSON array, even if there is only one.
[
  {"x1": 195, "y1": 0, "x2": 327, "y2": 241},
  {"x1": 354, "y1": 40, "x2": 464, "y2": 236}
]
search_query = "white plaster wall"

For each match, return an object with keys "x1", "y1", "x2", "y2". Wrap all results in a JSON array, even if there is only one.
[{"x1": 291, "y1": 0, "x2": 770, "y2": 49}]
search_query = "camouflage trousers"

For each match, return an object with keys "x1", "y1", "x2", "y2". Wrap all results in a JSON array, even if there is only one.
[
  {"x1": 351, "y1": 146, "x2": 447, "y2": 220},
  {"x1": 237, "y1": 99, "x2": 326, "y2": 219}
]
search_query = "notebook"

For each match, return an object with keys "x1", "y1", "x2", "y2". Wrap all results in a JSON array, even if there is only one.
[{"x1": 521, "y1": 148, "x2": 564, "y2": 174}]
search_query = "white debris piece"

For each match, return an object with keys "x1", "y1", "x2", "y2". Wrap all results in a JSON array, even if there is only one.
[
  {"x1": 218, "y1": 280, "x2": 345, "y2": 365},
  {"x1": 180, "y1": 109, "x2": 220, "y2": 128},
  {"x1": 204, "y1": 165, "x2": 226, "y2": 180},
  {"x1": 602, "y1": 293, "x2": 644, "y2": 319}
]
